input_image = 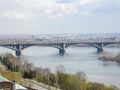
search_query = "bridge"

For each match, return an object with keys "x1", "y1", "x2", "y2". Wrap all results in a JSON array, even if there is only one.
[{"x1": 0, "y1": 38, "x2": 120, "y2": 56}]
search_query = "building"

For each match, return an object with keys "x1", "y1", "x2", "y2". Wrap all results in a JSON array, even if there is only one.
[
  {"x1": 0, "y1": 81, "x2": 13, "y2": 90},
  {"x1": 0, "y1": 74, "x2": 27, "y2": 90}
]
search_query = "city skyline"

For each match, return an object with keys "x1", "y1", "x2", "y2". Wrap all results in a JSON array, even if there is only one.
[{"x1": 0, "y1": 0, "x2": 120, "y2": 34}]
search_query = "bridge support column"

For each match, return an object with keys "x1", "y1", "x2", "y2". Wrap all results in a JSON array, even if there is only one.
[
  {"x1": 97, "y1": 48, "x2": 103, "y2": 52},
  {"x1": 16, "y1": 50, "x2": 22, "y2": 56},
  {"x1": 97, "y1": 43, "x2": 104, "y2": 52},
  {"x1": 59, "y1": 43, "x2": 65, "y2": 55},
  {"x1": 59, "y1": 49, "x2": 65, "y2": 54},
  {"x1": 15, "y1": 45, "x2": 22, "y2": 56}
]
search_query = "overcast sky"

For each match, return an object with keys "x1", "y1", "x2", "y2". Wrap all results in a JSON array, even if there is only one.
[{"x1": 0, "y1": 0, "x2": 120, "y2": 34}]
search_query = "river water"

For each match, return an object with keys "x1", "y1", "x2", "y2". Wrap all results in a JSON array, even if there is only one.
[{"x1": 0, "y1": 46, "x2": 120, "y2": 87}]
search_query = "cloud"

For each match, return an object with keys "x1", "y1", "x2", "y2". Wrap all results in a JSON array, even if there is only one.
[
  {"x1": 55, "y1": 0, "x2": 78, "y2": 3},
  {"x1": 2, "y1": 12, "x2": 33, "y2": 20},
  {"x1": 0, "y1": 0, "x2": 120, "y2": 20}
]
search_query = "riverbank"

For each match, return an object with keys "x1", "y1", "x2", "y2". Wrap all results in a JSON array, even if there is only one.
[
  {"x1": 0, "y1": 61, "x2": 55, "y2": 90},
  {"x1": 0, "y1": 64, "x2": 58, "y2": 90}
]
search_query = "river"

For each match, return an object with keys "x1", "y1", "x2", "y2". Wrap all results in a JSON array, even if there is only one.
[{"x1": 0, "y1": 46, "x2": 120, "y2": 87}]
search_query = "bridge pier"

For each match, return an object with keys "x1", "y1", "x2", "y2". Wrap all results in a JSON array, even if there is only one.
[
  {"x1": 16, "y1": 50, "x2": 22, "y2": 56},
  {"x1": 59, "y1": 43, "x2": 65, "y2": 55},
  {"x1": 59, "y1": 49, "x2": 65, "y2": 54},
  {"x1": 97, "y1": 43, "x2": 104, "y2": 52},
  {"x1": 15, "y1": 45, "x2": 22, "y2": 56},
  {"x1": 97, "y1": 48, "x2": 103, "y2": 52}
]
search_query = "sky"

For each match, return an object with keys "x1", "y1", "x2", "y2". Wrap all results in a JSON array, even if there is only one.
[{"x1": 0, "y1": 0, "x2": 120, "y2": 34}]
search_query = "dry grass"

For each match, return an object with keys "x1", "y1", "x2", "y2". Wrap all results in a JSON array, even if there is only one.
[{"x1": 0, "y1": 65, "x2": 22, "y2": 83}]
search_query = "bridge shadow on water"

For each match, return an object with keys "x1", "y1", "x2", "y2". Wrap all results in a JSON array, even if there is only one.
[
  {"x1": 47, "y1": 52, "x2": 74, "y2": 58},
  {"x1": 20, "y1": 52, "x2": 75, "y2": 60},
  {"x1": 93, "y1": 51, "x2": 103, "y2": 55}
]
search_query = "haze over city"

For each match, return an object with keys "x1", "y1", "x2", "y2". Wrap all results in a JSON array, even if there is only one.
[{"x1": 0, "y1": 0, "x2": 120, "y2": 35}]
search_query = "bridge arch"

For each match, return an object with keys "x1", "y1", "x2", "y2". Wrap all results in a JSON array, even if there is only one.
[
  {"x1": 0, "y1": 45, "x2": 17, "y2": 51},
  {"x1": 102, "y1": 43, "x2": 120, "y2": 47},
  {"x1": 21, "y1": 44, "x2": 63, "y2": 50},
  {"x1": 64, "y1": 43, "x2": 104, "y2": 52},
  {"x1": 0, "y1": 46, "x2": 17, "y2": 54},
  {"x1": 21, "y1": 43, "x2": 66, "y2": 55},
  {"x1": 0, "y1": 43, "x2": 104, "y2": 56},
  {"x1": 0, "y1": 42, "x2": 119, "y2": 56}
]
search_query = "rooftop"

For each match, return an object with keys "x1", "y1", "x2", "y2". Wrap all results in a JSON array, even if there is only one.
[{"x1": 0, "y1": 74, "x2": 27, "y2": 90}]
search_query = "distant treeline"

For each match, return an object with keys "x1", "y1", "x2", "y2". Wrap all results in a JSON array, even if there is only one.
[{"x1": 0, "y1": 53, "x2": 119, "y2": 90}]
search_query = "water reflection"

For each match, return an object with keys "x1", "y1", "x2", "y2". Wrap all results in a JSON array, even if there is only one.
[{"x1": 101, "y1": 61, "x2": 119, "y2": 67}]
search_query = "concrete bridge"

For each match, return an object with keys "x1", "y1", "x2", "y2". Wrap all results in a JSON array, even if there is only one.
[{"x1": 0, "y1": 40, "x2": 120, "y2": 56}]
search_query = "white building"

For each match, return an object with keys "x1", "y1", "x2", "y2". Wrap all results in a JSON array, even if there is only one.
[{"x1": 0, "y1": 74, "x2": 27, "y2": 90}]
